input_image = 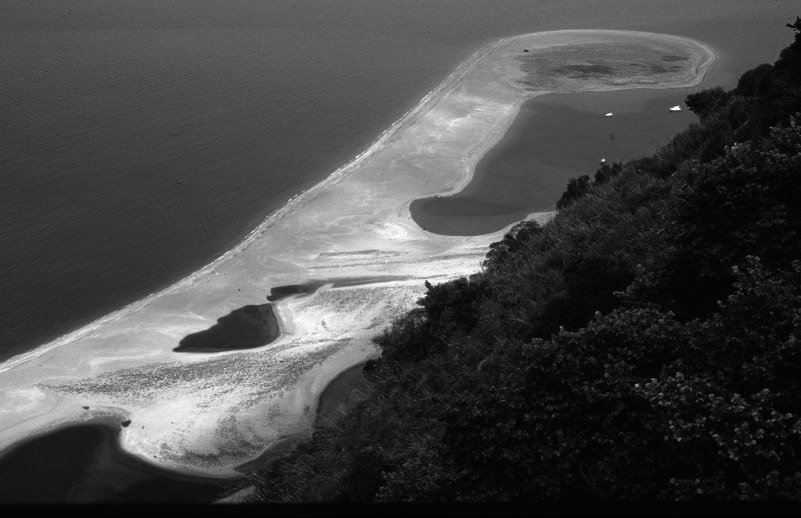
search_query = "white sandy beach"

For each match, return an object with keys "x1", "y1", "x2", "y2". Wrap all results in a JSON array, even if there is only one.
[{"x1": 0, "y1": 30, "x2": 714, "y2": 477}]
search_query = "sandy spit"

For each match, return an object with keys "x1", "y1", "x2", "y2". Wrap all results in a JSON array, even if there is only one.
[{"x1": 0, "y1": 30, "x2": 714, "y2": 477}]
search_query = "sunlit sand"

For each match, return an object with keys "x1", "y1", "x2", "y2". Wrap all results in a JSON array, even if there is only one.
[{"x1": 0, "y1": 30, "x2": 714, "y2": 477}]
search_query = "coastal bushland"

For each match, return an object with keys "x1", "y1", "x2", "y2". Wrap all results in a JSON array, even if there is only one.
[{"x1": 248, "y1": 20, "x2": 801, "y2": 502}]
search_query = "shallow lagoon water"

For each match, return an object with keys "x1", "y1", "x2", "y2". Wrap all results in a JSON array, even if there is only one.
[
  {"x1": 0, "y1": 424, "x2": 228, "y2": 503},
  {"x1": 411, "y1": 88, "x2": 697, "y2": 235}
]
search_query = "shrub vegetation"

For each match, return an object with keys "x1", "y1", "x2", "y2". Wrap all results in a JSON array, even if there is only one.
[{"x1": 250, "y1": 20, "x2": 801, "y2": 503}]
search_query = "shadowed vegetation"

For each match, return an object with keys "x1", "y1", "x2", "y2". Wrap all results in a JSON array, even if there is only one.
[{"x1": 246, "y1": 20, "x2": 801, "y2": 503}]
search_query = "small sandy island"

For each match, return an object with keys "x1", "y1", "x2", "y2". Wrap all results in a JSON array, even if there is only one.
[{"x1": 0, "y1": 30, "x2": 714, "y2": 477}]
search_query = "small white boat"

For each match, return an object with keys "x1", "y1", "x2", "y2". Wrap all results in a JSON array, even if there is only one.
[
  {"x1": 605, "y1": 112, "x2": 613, "y2": 117},
  {"x1": 669, "y1": 105, "x2": 682, "y2": 112}
]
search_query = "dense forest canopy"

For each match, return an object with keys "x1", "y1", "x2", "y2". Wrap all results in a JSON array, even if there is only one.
[{"x1": 246, "y1": 19, "x2": 801, "y2": 503}]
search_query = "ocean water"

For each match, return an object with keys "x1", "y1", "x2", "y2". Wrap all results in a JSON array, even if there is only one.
[{"x1": 1, "y1": 0, "x2": 799, "y2": 360}]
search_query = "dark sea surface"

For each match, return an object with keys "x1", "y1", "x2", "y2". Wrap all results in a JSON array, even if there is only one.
[{"x1": 1, "y1": 0, "x2": 799, "y2": 360}]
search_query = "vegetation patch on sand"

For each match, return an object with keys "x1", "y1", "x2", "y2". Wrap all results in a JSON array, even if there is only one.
[{"x1": 517, "y1": 38, "x2": 707, "y2": 91}]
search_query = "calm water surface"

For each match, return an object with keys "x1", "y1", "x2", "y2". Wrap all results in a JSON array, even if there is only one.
[{"x1": 1, "y1": 0, "x2": 798, "y2": 359}]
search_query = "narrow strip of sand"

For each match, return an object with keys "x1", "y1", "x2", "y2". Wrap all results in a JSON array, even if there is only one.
[{"x1": 0, "y1": 30, "x2": 714, "y2": 478}]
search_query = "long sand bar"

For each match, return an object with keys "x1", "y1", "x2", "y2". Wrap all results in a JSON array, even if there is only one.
[{"x1": 0, "y1": 30, "x2": 714, "y2": 477}]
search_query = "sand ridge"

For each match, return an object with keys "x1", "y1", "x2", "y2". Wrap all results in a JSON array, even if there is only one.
[{"x1": 0, "y1": 30, "x2": 714, "y2": 477}]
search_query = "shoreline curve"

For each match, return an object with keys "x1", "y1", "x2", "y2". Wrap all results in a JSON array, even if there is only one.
[
  {"x1": 0, "y1": 30, "x2": 715, "y2": 479},
  {"x1": 409, "y1": 30, "x2": 715, "y2": 235}
]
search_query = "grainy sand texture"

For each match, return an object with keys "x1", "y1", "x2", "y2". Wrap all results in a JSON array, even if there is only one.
[{"x1": 0, "y1": 30, "x2": 713, "y2": 477}]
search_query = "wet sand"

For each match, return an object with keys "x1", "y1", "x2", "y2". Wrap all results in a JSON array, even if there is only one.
[
  {"x1": 0, "y1": 363, "x2": 369, "y2": 503},
  {"x1": 231, "y1": 362, "x2": 369, "y2": 476},
  {"x1": 0, "y1": 30, "x2": 714, "y2": 480}
]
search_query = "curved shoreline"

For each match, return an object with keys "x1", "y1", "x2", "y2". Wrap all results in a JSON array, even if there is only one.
[
  {"x1": 0, "y1": 423, "x2": 230, "y2": 503},
  {"x1": 0, "y1": 363, "x2": 370, "y2": 503},
  {"x1": 0, "y1": 35, "x2": 511, "y2": 375},
  {"x1": 410, "y1": 32, "x2": 715, "y2": 235},
  {"x1": 0, "y1": 30, "x2": 715, "y2": 479},
  {"x1": 410, "y1": 88, "x2": 700, "y2": 235},
  {"x1": 0, "y1": 30, "x2": 715, "y2": 372}
]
